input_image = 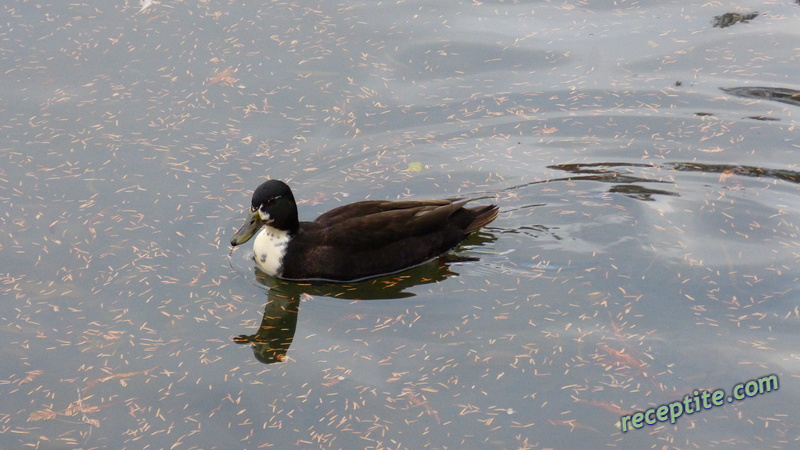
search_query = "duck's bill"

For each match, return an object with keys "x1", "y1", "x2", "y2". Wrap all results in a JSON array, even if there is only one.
[{"x1": 230, "y1": 211, "x2": 264, "y2": 246}]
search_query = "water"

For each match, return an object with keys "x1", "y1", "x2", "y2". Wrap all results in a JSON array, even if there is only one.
[{"x1": 2, "y1": 0, "x2": 799, "y2": 448}]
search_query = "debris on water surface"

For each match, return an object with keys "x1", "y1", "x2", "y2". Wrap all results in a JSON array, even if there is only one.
[
  {"x1": 138, "y1": 0, "x2": 153, "y2": 14},
  {"x1": 206, "y1": 67, "x2": 238, "y2": 87},
  {"x1": 406, "y1": 161, "x2": 423, "y2": 173}
]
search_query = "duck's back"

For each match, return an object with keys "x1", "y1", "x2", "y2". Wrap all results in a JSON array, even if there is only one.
[{"x1": 281, "y1": 199, "x2": 498, "y2": 281}]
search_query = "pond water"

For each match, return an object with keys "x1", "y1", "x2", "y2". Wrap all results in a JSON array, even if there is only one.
[{"x1": 2, "y1": 0, "x2": 799, "y2": 448}]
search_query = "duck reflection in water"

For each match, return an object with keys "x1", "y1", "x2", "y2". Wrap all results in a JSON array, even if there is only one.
[{"x1": 233, "y1": 233, "x2": 496, "y2": 364}]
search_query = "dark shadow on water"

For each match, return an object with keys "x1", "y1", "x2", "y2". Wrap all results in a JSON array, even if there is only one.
[
  {"x1": 712, "y1": 12, "x2": 758, "y2": 28},
  {"x1": 668, "y1": 162, "x2": 800, "y2": 184},
  {"x1": 721, "y1": 86, "x2": 800, "y2": 108},
  {"x1": 548, "y1": 162, "x2": 679, "y2": 201},
  {"x1": 470, "y1": 162, "x2": 679, "y2": 202},
  {"x1": 233, "y1": 232, "x2": 496, "y2": 364},
  {"x1": 546, "y1": 161, "x2": 800, "y2": 197}
]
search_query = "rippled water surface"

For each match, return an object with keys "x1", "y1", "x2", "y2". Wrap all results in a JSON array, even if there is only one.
[{"x1": 2, "y1": 0, "x2": 799, "y2": 448}]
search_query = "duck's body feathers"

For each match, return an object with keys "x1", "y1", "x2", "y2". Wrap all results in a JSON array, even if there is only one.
[
  {"x1": 311, "y1": 199, "x2": 472, "y2": 248},
  {"x1": 286, "y1": 199, "x2": 496, "y2": 280},
  {"x1": 231, "y1": 180, "x2": 498, "y2": 282}
]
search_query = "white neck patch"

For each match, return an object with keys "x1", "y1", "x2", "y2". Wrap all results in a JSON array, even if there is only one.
[{"x1": 252, "y1": 225, "x2": 290, "y2": 277}]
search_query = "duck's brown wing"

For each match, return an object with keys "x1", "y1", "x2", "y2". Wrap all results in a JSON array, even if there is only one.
[
  {"x1": 308, "y1": 199, "x2": 475, "y2": 250},
  {"x1": 313, "y1": 199, "x2": 458, "y2": 225}
]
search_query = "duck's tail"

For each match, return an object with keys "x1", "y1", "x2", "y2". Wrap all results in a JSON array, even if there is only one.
[{"x1": 465, "y1": 204, "x2": 499, "y2": 233}]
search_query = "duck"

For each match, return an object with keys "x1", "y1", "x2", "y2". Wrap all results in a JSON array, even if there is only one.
[{"x1": 230, "y1": 179, "x2": 499, "y2": 282}]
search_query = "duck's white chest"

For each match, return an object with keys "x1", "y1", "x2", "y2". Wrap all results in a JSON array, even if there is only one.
[{"x1": 252, "y1": 226, "x2": 291, "y2": 277}]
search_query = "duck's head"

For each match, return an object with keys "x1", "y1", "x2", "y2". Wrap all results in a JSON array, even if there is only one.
[{"x1": 230, "y1": 180, "x2": 299, "y2": 246}]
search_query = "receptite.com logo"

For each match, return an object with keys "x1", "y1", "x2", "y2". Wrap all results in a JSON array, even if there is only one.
[{"x1": 620, "y1": 374, "x2": 779, "y2": 432}]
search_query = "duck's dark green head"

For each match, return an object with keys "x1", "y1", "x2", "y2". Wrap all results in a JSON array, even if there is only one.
[{"x1": 230, "y1": 180, "x2": 299, "y2": 246}]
